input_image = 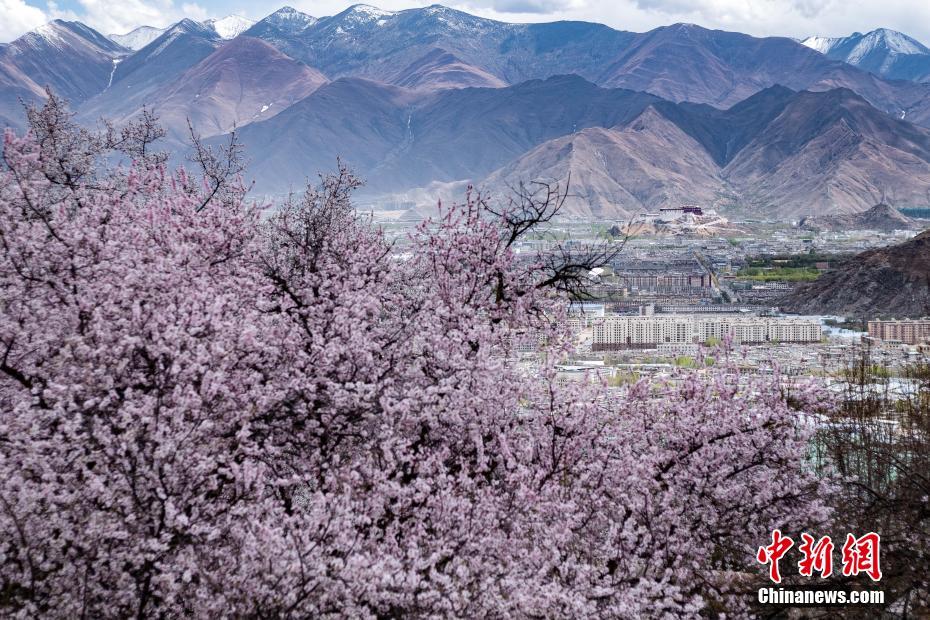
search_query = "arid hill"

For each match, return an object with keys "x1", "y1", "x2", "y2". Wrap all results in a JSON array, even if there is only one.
[
  {"x1": 482, "y1": 86, "x2": 930, "y2": 218},
  {"x1": 799, "y1": 203, "x2": 917, "y2": 232},
  {"x1": 780, "y1": 229, "x2": 930, "y2": 318}
]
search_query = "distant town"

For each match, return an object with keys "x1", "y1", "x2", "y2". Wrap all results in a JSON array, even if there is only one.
[{"x1": 405, "y1": 208, "x2": 930, "y2": 383}]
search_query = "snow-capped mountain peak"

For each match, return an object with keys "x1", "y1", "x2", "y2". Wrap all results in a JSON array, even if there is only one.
[
  {"x1": 800, "y1": 28, "x2": 930, "y2": 80},
  {"x1": 269, "y1": 7, "x2": 317, "y2": 25},
  {"x1": 109, "y1": 25, "x2": 165, "y2": 51},
  {"x1": 341, "y1": 4, "x2": 396, "y2": 25},
  {"x1": 260, "y1": 6, "x2": 318, "y2": 33},
  {"x1": 12, "y1": 20, "x2": 123, "y2": 56},
  {"x1": 205, "y1": 15, "x2": 256, "y2": 39},
  {"x1": 27, "y1": 22, "x2": 68, "y2": 48},
  {"x1": 800, "y1": 35, "x2": 840, "y2": 54},
  {"x1": 14, "y1": 20, "x2": 88, "y2": 52},
  {"x1": 852, "y1": 28, "x2": 928, "y2": 58},
  {"x1": 346, "y1": 4, "x2": 395, "y2": 19},
  {"x1": 802, "y1": 28, "x2": 929, "y2": 60}
]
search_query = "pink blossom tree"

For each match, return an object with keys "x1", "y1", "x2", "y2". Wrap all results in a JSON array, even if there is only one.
[{"x1": 0, "y1": 98, "x2": 829, "y2": 618}]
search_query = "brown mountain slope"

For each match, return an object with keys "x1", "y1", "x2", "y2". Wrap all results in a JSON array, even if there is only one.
[
  {"x1": 391, "y1": 48, "x2": 506, "y2": 90},
  {"x1": 233, "y1": 75, "x2": 662, "y2": 196},
  {"x1": 594, "y1": 23, "x2": 930, "y2": 127},
  {"x1": 598, "y1": 25, "x2": 829, "y2": 107},
  {"x1": 0, "y1": 20, "x2": 124, "y2": 129},
  {"x1": 780, "y1": 229, "x2": 930, "y2": 319},
  {"x1": 483, "y1": 107, "x2": 724, "y2": 219},
  {"x1": 477, "y1": 86, "x2": 930, "y2": 219},
  {"x1": 800, "y1": 203, "x2": 917, "y2": 232},
  {"x1": 0, "y1": 56, "x2": 46, "y2": 130},
  {"x1": 807, "y1": 64, "x2": 930, "y2": 128},
  {"x1": 142, "y1": 37, "x2": 327, "y2": 138},
  {"x1": 723, "y1": 88, "x2": 930, "y2": 216},
  {"x1": 0, "y1": 21, "x2": 125, "y2": 106}
]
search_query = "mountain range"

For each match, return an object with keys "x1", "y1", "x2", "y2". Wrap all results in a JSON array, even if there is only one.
[
  {"x1": 108, "y1": 16, "x2": 255, "y2": 51},
  {"x1": 4, "y1": 5, "x2": 930, "y2": 219},
  {"x1": 480, "y1": 84, "x2": 930, "y2": 218}
]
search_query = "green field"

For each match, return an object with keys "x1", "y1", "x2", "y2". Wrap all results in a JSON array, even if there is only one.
[{"x1": 736, "y1": 266, "x2": 821, "y2": 281}]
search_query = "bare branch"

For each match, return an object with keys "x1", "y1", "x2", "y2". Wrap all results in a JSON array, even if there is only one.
[
  {"x1": 186, "y1": 119, "x2": 250, "y2": 212},
  {"x1": 483, "y1": 176, "x2": 628, "y2": 299},
  {"x1": 101, "y1": 106, "x2": 168, "y2": 169}
]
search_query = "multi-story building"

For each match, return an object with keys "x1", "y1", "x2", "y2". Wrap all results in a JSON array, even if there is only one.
[
  {"x1": 610, "y1": 259, "x2": 712, "y2": 296},
  {"x1": 868, "y1": 319, "x2": 930, "y2": 345},
  {"x1": 657, "y1": 342, "x2": 700, "y2": 358},
  {"x1": 565, "y1": 303, "x2": 607, "y2": 333},
  {"x1": 591, "y1": 315, "x2": 822, "y2": 350},
  {"x1": 655, "y1": 304, "x2": 776, "y2": 314}
]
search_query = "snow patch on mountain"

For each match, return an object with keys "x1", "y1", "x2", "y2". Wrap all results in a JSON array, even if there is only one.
[
  {"x1": 848, "y1": 29, "x2": 928, "y2": 62},
  {"x1": 149, "y1": 32, "x2": 183, "y2": 57},
  {"x1": 339, "y1": 4, "x2": 396, "y2": 27},
  {"x1": 802, "y1": 28, "x2": 930, "y2": 80},
  {"x1": 265, "y1": 6, "x2": 318, "y2": 30},
  {"x1": 17, "y1": 23, "x2": 67, "y2": 52},
  {"x1": 800, "y1": 35, "x2": 839, "y2": 54},
  {"x1": 803, "y1": 28, "x2": 929, "y2": 60},
  {"x1": 106, "y1": 58, "x2": 119, "y2": 88},
  {"x1": 347, "y1": 4, "x2": 396, "y2": 20},
  {"x1": 205, "y1": 15, "x2": 256, "y2": 39},
  {"x1": 109, "y1": 25, "x2": 165, "y2": 50}
]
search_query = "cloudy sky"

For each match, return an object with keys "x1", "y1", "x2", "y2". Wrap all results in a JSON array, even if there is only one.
[{"x1": 4, "y1": 0, "x2": 930, "y2": 45}]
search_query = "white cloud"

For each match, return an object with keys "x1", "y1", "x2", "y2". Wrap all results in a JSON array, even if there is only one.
[
  {"x1": 445, "y1": 0, "x2": 930, "y2": 45},
  {"x1": 454, "y1": 0, "x2": 580, "y2": 14},
  {"x1": 563, "y1": 0, "x2": 930, "y2": 43},
  {"x1": 180, "y1": 2, "x2": 209, "y2": 20},
  {"x1": 0, "y1": 0, "x2": 47, "y2": 41},
  {"x1": 64, "y1": 0, "x2": 210, "y2": 36}
]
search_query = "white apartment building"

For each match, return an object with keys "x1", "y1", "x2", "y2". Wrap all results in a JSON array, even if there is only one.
[
  {"x1": 568, "y1": 302, "x2": 606, "y2": 318},
  {"x1": 657, "y1": 342, "x2": 700, "y2": 358},
  {"x1": 592, "y1": 315, "x2": 821, "y2": 350}
]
